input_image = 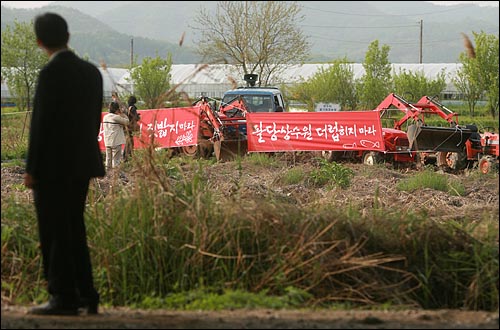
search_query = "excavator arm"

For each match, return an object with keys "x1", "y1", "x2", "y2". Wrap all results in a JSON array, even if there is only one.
[
  {"x1": 375, "y1": 93, "x2": 423, "y2": 130},
  {"x1": 193, "y1": 96, "x2": 224, "y2": 142},
  {"x1": 375, "y1": 93, "x2": 474, "y2": 152},
  {"x1": 218, "y1": 96, "x2": 249, "y2": 118},
  {"x1": 416, "y1": 95, "x2": 460, "y2": 126}
]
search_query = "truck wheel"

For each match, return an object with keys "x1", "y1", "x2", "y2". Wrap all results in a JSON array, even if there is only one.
[
  {"x1": 363, "y1": 151, "x2": 382, "y2": 166},
  {"x1": 478, "y1": 155, "x2": 497, "y2": 174},
  {"x1": 436, "y1": 151, "x2": 467, "y2": 170}
]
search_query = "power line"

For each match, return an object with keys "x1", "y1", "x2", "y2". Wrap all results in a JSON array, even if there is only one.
[
  {"x1": 306, "y1": 33, "x2": 495, "y2": 45},
  {"x1": 300, "y1": 24, "x2": 419, "y2": 29},
  {"x1": 304, "y1": 33, "x2": 418, "y2": 45},
  {"x1": 300, "y1": 4, "x2": 472, "y2": 17}
]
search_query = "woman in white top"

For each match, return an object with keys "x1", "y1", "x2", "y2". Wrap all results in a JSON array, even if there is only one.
[{"x1": 103, "y1": 102, "x2": 129, "y2": 169}]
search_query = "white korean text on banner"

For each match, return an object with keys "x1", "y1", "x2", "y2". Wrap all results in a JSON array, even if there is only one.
[
  {"x1": 98, "y1": 107, "x2": 200, "y2": 150},
  {"x1": 246, "y1": 111, "x2": 385, "y2": 152}
]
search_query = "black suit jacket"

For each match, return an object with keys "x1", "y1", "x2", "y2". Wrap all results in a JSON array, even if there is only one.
[{"x1": 27, "y1": 50, "x2": 105, "y2": 181}]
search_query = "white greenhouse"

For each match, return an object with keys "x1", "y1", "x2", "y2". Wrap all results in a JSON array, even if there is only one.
[{"x1": 2, "y1": 63, "x2": 463, "y2": 105}]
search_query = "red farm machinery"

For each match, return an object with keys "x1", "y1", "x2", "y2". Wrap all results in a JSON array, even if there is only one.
[
  {"x1": 179, "y1": 74, "x2": 286, "y2": 161},
  {"x1": 168, "y1": 81, "x2": 498, "y2": 174},
  {"x1": 409, "y1": 95, "x2": 499, "y2": 174},
  {"x1": 322, "y1": 93, "x2": 498, "y2": 174},
  {"x1": 322, "y1": 93, "x2": 417, "y2": 166}
]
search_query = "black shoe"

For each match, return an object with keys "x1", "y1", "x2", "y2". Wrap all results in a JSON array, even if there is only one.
[
  {"x1": 78, "y1": 296, "x2": 99, "y2": 314},
  {"x1": 28, "y1": 296, "x2": 78, "y2": 316}
]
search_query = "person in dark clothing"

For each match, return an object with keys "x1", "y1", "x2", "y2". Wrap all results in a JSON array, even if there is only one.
[
  {"x1": 24, "y1": 12, "x2": 105, "y2": 316},
  {"x1": 123, "y1": 95, "x2": 140, "y2": 161}
]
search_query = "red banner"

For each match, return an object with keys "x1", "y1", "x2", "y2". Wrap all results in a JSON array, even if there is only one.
[
  {"x1": 246, "y1": 111, "x2": 385, "y2": 152},
  {"x1": 98, "y1": 107, "x2": 200, "y2": 150}
]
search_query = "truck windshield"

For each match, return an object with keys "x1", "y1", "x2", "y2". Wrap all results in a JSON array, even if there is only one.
[{"x1": 222, "y1": 95, "x2": 274, "y2": 113}]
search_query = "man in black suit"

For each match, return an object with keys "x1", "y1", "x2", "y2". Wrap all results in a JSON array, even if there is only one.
[{"x1": 24, "y1": 12, "x2": 105, "y2": 315}]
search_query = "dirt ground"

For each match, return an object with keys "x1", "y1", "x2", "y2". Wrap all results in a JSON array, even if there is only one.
[
  {"x1": 1, "y1": 304, "x2": 499, "y2": 329},
  {"x1": 1, "y1": 156, "x2": 499, "y2": 329}
]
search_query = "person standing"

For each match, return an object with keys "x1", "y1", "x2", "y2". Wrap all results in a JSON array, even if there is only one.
[
  {"x1": 111, "y1": 91, "x2": 126, "y2": 111},
  {"x1": 123, "y1": 95, "x2": 140, "y2": 162},
  {"x1": 24, "y1": 12, "x2": 105, "y2": 315},
  {"x1": 103, "y1": 101, "x2": 129, "y2": 169},
  {"x1": 111, "y1": 91, "x2": 119, "y2": 104}
]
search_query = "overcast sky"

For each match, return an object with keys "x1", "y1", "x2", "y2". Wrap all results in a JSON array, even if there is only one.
[
  {"x1": 2, "y1": 1, "x2": 54, "y2": 8},
  {"x1": 428, "y1": 1, "x2": 498, "y2": 6},
  {"x1": 1, "y1": 1, "x2": 499, "y2": 9}
]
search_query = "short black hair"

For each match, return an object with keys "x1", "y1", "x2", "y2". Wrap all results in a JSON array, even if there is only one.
[
  {"x1": 128, "y1": 95, "x2": 137, "y2": 106},
  {"x1": 109, "y1": 102, "x2": 120, "y2": 113},
  {"x1": 34, "y1": 12, "x2": 69, "y2": 48}
]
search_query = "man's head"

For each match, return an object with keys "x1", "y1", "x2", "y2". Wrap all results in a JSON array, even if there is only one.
[
  {"x1": 109, "y1": 102, "x2": 120, "y2": 114},
  {"x1": 34, "y1": 12, "x2": 69, "y2": 50}
]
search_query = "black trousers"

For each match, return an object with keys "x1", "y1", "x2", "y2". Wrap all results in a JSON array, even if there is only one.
[
  {"x1": 123, "y1": 131, "x2": 134, "y2": 161},
  {"x1": 34, "y1": 177, "x2": 98, "y2": 301}
]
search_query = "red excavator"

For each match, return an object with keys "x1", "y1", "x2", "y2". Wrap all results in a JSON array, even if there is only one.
[
  {"x1": 184, "y1": 94, "x2": 252, "y2": 161},
  {"x1": 180, "y1": 74, "x2": 287, "y2": 161}
]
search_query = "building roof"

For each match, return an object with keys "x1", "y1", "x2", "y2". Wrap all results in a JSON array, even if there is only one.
[{"x1": 2, "y1": 63, "x2": 464, "y2": 100}]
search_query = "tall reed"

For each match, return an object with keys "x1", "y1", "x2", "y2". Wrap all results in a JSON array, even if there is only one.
[{"x1": 1, "y1": 148, "x2": 498, "y2": 311}]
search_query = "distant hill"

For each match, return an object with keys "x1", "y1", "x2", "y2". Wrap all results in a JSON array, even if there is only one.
[
  {"x1": 298, "y1": 1, "x2": 499, "y2": 62},
  {"x1": 2, "y1": 1, "x2": 498, "y2": 66},
  {"x1": 1, "y1": 5, "x2": 202, "y2": 67}
]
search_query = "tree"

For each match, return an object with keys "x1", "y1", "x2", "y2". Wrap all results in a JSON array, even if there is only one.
[
  {"x1": 393, "y1": 69, "x2": 446, "y2": 102},
  {"x1": 192, "y1": 1, "x2": 310, "y2": 87},
  {"x1": 455, "y1": 32, "x2": 499, "y2": 117},
  {"x1": 287, "y1": 59, "x2": 358, "y2": 111},
  {"x1": 1, "y1": 20, "x2": 47, "y2": 112},
  {"x1": 128, "y1": 54, "x2": 173, "y2": 109},
  {"x1": 453, "y1": 64, "x2": 481, "y2": 116},
  {"x1": 473, "y1": 32, "x2": 499, "y2": 118},
  {"x1": 358, "y1": 40, "x2": 392, "y2": 109}
]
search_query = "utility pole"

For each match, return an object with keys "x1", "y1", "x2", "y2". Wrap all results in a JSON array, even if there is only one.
[
  {"x1": 130, "y1": 38, "x2": 134, "y2": 94},
  {"x1": 130, "y1": 38, "x2": 134, "y2": 68},
  {"x1": 419, "y1": 19, "x2": 423, "y2": 64}
]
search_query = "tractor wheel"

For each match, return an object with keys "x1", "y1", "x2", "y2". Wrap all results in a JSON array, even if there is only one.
[
  {"x1": 322, "y1": 151, "x2": 342, "y2": 162},
  {"x1": 362, "y1": 151, "x2": 382, "y2": 166},
  {"x1": 414, "y1": 152, "x2": 436, "y2": 170},
  {"x1": 181, "y1": 145, "x2": 199, "y2": 157},
  {"x1": 478, "y1": 155, "x2": 497, "y2": 174},
  {"x1": 436, "y1": 151, "x2": 467, "y2": 170},
  {"x1": 181, "y1": 142, "x2": 214, "y2": 159},
  {"x1": 414, "y1": 153, "x2": 425, "y2": 170}
]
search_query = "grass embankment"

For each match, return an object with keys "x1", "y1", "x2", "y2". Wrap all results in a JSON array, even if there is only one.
[{"x1": 2, "y1": 149, "x2": 498, "y2": 312}]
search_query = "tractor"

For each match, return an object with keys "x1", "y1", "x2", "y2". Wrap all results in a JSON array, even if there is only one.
[
  {"x1": 322, "y1": 93, "x2": 417, "y2": 166},
  {"x1": 376, "y1": 93, "x2": 477, "y2": 169},
  {"x1": 413, "y1": 96, "x2": 499, "y2": 174},
  {"x1": 345, "y1": 92, "x2": 498, "y2": 174}
]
